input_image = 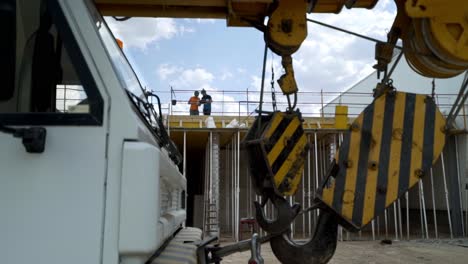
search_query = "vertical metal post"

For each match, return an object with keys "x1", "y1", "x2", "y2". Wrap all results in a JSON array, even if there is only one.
[
  {"x1": 290, "y1": 196, "x2": 294, "y2": 239},
  {"x1": 393, "y1": 203, "x2": 398, "y2": 240},
  {"x1": 63, "y1": 85, "x2": 67, "y2": 112},
  {"x1": 232, "y1": 139, "x2": 235, "y2": 239},
  {"x1": 314, "y1": 132, "x2": 320, "y2": 220},
  {"x1": 440, "y1": 152, "x2": 454, "y2": 239},
  {"x1": 210, "y1": 132, "x2": 213, "y2": 202},
  {"x1": 455, "y1": 136, "x2": 465, "y2": 237},
  {"x1": 234, "y1": 136, "x2": 237, "y2": 241},
  {"x1": 429, "y1": 168, "x2": 438, "y2": 238},
  {"x1": 466, "y1": 179, "x2": 468, "y2": 237},
  {"x1": 322, "y1": 138, "x2": 327, "y2": 180},
  {"x1": 183, "y1": 131, "x2": 187, "y2": 228},
  {"x1": 302, "y1": 169, "x2": 305, "y2": 238},
  {"x1": 236, "y1": 131, "x2": 241, "y2": 242},
  {"x1": 419, "y1": 181, "x2": 429, "y2": 239},
  {"x1": 247, "y1": 166, "x2": 251, "y2": 217},
  {"x1": 320, "y1": 89, "x2": 324, "y2": 119},
  {"x1": 307, "y1": 134, "x2": 312, "y2": 237},
  {"x1": 338, "y1": 133, "x2": 343, "y2": 241},
  {"x1": 406, "y1": 192, "x2": 410, "y2": 240},
  {"x1": 418, "y1": 183, "x2": 424, "y2": 239},
  {"x1": 377, "y1": 216, "x2": 380, "y2": 239},
  {"x1": 183, "y1": 131, "x2": 187, "y2": 177},
  {"x1": 384, "y1": 209, "x2": 388, "y2": 239},
  {"x1": 398, "y1": 199, "x2": 403, "y2": 239},
  {"x1": 246, "y1": 88, "x2": 249, "y2": 115},
  {"x1": 226, "y1": 143, "x2": 230, "y2": 233},
  {"x1": 371, "y1": 220, "x2": 375, "y2": 241}
]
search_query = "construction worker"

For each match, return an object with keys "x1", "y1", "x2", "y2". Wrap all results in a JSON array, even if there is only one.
[
  {"x1": 200, "y1": 89, "x2": 212, "y2": 115},
  {"x1": 188, "y1": 91, "x2": 200, "y2": 115}
]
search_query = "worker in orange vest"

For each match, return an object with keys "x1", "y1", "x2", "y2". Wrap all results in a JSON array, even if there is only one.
[{"x1": 188, "y1": 91, "x2": 200, "y2": 115}]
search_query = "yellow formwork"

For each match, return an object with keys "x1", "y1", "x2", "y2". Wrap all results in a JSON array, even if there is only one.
[{"x1": 168, "y1": 114, "x2": 350, "y2": 151}]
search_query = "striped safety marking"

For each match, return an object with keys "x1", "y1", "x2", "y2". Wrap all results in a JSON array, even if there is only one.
[
  {"x1": 152, "y1": 227, "x2": 202, "y2": 264},
  {"x1": 317, "y1": 91, "x2": 446, "y2": 229},
  {"x1": 262, "y1": 112, "x2": 308, "y2": 196}
]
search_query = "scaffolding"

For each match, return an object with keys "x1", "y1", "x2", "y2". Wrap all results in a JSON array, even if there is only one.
[{"x1": 169, "y1": 89, "x2": 467, "y2": 243}]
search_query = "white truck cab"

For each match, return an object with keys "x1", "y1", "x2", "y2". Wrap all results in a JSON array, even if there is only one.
[{"x1": 0, "y1": 1, "x2": 188, "y2": 263}]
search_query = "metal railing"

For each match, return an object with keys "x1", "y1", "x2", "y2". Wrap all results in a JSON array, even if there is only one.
[{"x1": 156, "y1": 88, "x2": 467, "y2": 130}]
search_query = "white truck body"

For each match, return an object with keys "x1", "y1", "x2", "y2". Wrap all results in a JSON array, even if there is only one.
[{"x1": 0, "y1": 1, "x2": 187, "y2": 263}]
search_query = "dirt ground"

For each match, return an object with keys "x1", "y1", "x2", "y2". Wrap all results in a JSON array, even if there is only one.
[{"x1": 221, "y1": 240, "x2": 468, "y2": 264}]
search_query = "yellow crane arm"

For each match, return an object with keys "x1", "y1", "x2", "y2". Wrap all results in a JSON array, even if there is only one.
[
  {"x1": 95, "y1": 0, "x2": 377, "y2": 97},
  {"x1": 94, "y1": 0, "x2": 377, "y2": 27}
]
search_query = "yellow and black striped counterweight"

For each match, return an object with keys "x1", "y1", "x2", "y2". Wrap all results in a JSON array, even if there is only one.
[
  {"x1": 317, "y1": 91, "x2": 446, "y2": 230},
  {"x1": 244, "y1": 112, "x2": 308, "y2": 196}
]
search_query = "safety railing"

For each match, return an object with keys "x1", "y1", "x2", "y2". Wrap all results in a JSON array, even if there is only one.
[{"x1": 154, "y1": 88, "x2": 467, "y2": 130}]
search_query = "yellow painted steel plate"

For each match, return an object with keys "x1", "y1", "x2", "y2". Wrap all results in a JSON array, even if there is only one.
[
  {"x1": 262, "y1": 112, "x2": 308, "y2": 196},
  {"x1": 317, "y1": 91, "x2": 446, "y2": 230}
]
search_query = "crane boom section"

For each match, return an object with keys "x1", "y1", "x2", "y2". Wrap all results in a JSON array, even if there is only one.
[{"x1": 94, "y1": 0, "x2": 378, "y2": 26}]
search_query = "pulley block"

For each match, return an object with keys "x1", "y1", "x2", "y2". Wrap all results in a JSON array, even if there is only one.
[
  {"x1": 402, "y1": 0, "x2": 468, "y2": 78},
  {"x1": 316, "y1": 90, "x2": 446, "y2": 230},
  {"x1": 404, "y1": 19, "x2": 466, "y2": 78},
  {"x1": 244, "y1": 111, "x2": 308, "y2": 197}
]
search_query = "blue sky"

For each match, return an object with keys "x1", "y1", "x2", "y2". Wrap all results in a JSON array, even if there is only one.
[{"x1": 106, "y1": 0, "x2": 396, "y2": 116}]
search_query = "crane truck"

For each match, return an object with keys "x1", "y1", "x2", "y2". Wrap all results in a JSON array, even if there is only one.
[{"x1": 1, "y1": 0, "x2": 467, "y2": 264}]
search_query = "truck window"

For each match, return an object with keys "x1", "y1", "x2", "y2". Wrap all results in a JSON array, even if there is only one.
[
  {"x1": 0, "y1": 0, "x2": 103, "y2": 125},
  {"x1": 85, "y1": 0, "x2": 163, "y2": 131}
]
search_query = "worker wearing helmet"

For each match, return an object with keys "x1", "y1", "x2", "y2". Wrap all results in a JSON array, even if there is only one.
[
  {"x1": 188, "y1": 91, "x2": 200, "y2": 115},
  {"x1": 200, "y1": 89, "x2": 212, "y2": 115}
]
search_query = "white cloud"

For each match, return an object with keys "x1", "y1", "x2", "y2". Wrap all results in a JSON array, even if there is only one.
[
  {"x1": 105, "y1": 17, "x2": 195, "y2": 50},
  {"x1": 220, "y1": 71, "x2": 233, "y2": 81},
  {"x1": 157, "y1": 64, "x2": 183, "y2": 80},
  {"x1": 237, "y1": 68, "x2": 247, "y2": 74},
  {"x1": 172, "y1": 68, "x2": 215, "y2": 89}
]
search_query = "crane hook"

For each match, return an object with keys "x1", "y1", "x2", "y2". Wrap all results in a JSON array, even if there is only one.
[
  {"x1": 254, "y1": 192, "x2": 301, "y2": 235},
  {"x1": 269, "y1": 208, "x2": 339, "y2": 264}
]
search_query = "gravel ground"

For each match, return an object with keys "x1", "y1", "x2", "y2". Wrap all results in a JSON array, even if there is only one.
[{"x1": 221, "y1": 239, "x2": 468, "y2": 264}]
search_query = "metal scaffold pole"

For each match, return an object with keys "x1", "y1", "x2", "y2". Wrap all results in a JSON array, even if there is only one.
[
  {"x1": 406, "y1": 192, "x2": 410, "y2": 240},
  {"x1": 440, "y1": 152, "x2": 454, "y2": 239},
  {"x1": 419, "y1": 180, "x2": 429, "y2": 239},
  {"x1": 183, "y1": 131, "x2": 187, "y2": 177},
  {"x1": 301, "y1": 167, "x2": 306, "y2": 237},
  {"x1": 455, "y1": 136, "x2": 465, "y2": 237},
  {"x1": 429, "y1": 168, "x2": 439, "y2": 238},
  {"x1": 308, "y1": 134, "x2": 312, "y2": 237},
  {"x1": 393, "y1": 203, "x2": 398, "y2": 240},
  {"x1": 338, "y1": 133, "x2": 344, "y2": 241},
  {"x1": 314, "y1": 132, "x2": 320, "y2": 221},
  {"x1": 398, "y1": 199, "x2": 403, "y2": 239},
  {"x1": 236, "y1": 131, "x2": 241, "y2": 242},
  {"x1": 231, "y1": 138, "x2": 235, "y2": 240},
  {"x1": 226, "y1": 142, "x2": 230, "y2": 234}
]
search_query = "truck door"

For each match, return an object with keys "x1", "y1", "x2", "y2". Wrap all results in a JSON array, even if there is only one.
[{"x1": 0, "y1": 1, "x2": 107, "y2": 264}]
